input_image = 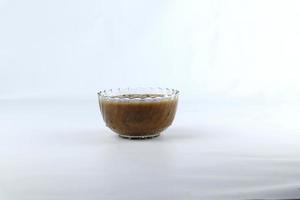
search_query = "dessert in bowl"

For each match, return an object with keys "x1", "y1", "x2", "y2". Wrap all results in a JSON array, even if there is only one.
[{"x1": 98, "y1": 88, "x2": 179, "y2": 139}]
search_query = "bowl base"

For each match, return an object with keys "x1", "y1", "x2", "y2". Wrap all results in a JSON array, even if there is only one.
[{"x1": 118, "y1": 133, "x2": 160, "y2": 140}]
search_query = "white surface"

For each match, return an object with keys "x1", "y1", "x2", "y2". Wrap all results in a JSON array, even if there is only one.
[{"x1": 1, "y1": 99, "x2": 300, "y2": 200}]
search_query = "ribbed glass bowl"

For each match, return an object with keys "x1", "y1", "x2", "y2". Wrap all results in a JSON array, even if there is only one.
[{"x1": 97, "y1": 88, "x2": 179, "y2": 139}]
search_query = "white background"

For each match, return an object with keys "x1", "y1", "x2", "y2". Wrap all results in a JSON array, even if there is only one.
[
  {"x1": 1, "y1": 0, "x2": 300, "y2": 101},
  {"x1": 1, "y1": 0, "x2": 300, "y2": 199}
]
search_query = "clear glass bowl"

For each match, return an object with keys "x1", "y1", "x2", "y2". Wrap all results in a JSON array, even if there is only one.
[{"x1": 97, "y1": 88, "x2": 179, "y2": 139}]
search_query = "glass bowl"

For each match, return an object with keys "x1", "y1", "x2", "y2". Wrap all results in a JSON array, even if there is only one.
[{"x1": 97, "y1": 87, "x2": 179, "y2": 139}]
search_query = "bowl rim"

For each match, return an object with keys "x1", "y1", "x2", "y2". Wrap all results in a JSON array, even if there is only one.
[{"x1": 97, "y1": 87, "x2": 179, "y2": 102}]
